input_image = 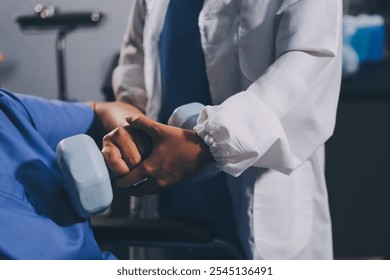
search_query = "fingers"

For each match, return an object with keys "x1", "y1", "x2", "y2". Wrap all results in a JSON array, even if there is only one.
[
  {"x1": 124, "y1": 126, "x2": 153, "y2": 160},
  {"x1": 111, "y1": 127, "x2": 142, "y2": 168},
  {"x1": 113, "y1": 163, "x2": 148, "y2": 188},
  {"x1": 113, "y1": 161, "x2": 160, "y2": 196},
  {"x1": 114, "y1": 165, "x2": 158, "y2": 196},
  {"x1": 102, "y1": 126, "x2": 142, "y2": 176},
  {"x1": 126, "y1": 115, "x2": 161, "y2": 142},
  {"x1": 126, "y1": 179, "x2": 157, "y2": 197},
  {"x1": 101, "y1": 140, "x2": 129, "y2": 176},
  {"x1": 107, "y1": 115, "x2": 181, "y2": 196}
]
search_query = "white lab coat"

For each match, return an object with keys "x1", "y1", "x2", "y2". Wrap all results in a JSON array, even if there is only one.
[{"x1": 112, "y1": 0, "x2": 342, "y2": 259}]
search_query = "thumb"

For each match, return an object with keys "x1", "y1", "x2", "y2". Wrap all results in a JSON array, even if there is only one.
[{"x1": 126, "y1": 115, "x2": 160, "y2": 141}]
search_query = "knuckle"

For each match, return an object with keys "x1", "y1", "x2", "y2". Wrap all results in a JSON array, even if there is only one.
[
  {"x1": 101, "y1": 151, "x2": 112, "y2": 163},
  {"x1": 117, "y1": 126, "x2": 127, "y2": 135},
  {"x1": 103, "y1": 127, "x2": 121, "y2": 141},
  {"x1": 156, "y1": 177, "x2": 169, "y2": 188},
  {"x1": 106, "y1": 154, "x2": 119, "y2": 164},
  {"x1": 101, "y1": 147, "x2": 114, "y2": 160},
  {"x1": 102, "y1": 133, "x2": 113, "y2": 142},
  {"x1": 131, "y1": 115, "x2": 142, "y2": 124},
  {"x1": 142, "y1": 164, "x2": 156, "y2": 176}
]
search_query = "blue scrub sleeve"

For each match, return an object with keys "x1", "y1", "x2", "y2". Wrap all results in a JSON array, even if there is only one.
[
  {"x1": 15, "y1": 93, "x2": 95, "y2": 149},
  {"x1": 0, "y1": 89, "x2": 116, "y2": 259}
]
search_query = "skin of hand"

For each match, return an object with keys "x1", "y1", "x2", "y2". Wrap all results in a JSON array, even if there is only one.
[
  {"x1": 90, "y1": 101, "x2": 143, "y2": 132},
  {"x1": 90, "y1": 101, "x2": 152, "y2": 170},
  {"x1": 102, "y1": 125, "x2": 152, "y2": 175},
  {"x1": 103, "y1": 114, "x2": 214, "y2": 197}
]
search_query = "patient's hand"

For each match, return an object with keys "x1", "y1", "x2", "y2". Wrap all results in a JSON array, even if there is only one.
[
  {"x1": 105, "y1": 115, "x2": 213, "y2": 196},
  {"x1": 92, "y1": 101, "x2": 144, "y2": 133},
  {"x1": 102, "y1": 125, "x2": 152, "y2": 176}
]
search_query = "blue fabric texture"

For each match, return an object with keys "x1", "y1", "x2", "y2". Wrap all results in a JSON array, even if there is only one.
[
  {"x1": 158, "y1": 0, "x2": 212, "y2": 123},
  {"x1": 0, "y1": 89, "x2": 116, "y2": 260}
]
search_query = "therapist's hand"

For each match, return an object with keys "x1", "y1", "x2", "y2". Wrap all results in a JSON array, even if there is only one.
[{"x1": 106, "y1": 114, "x2": 214, "y2": 196}]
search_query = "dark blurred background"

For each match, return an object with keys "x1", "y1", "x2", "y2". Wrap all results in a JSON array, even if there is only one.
[{"x1": 327, "y1": 0, "x2": 390, "y2": 259}]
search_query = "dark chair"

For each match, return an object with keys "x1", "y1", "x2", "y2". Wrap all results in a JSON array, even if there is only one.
[
  {"x1": 91, "y1": 216, "x2": 243, "y2": 260},
  {"x1": 91, "y1": 187, "x2": 243, "y2": 260}
]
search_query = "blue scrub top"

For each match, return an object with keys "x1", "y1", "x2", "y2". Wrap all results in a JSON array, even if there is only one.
[
  {"x1": 0, "y1": 89, "x2": 115, "y2": 260},
  {"x1": 158, "y1": 0, "x2": 212, "y2": 123}
]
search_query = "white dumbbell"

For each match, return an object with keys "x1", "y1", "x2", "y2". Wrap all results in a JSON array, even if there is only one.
[{"x1": 56, "y1": 134, "x2": 112, "y2": 218}]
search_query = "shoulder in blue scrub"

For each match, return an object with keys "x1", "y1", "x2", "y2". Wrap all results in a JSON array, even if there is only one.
[{"x1": 0, "y1": 88, "x2": 116, "y2": 260}]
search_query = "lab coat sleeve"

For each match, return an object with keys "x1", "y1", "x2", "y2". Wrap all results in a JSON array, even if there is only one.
[
  {"x1": 112, "y1": 0, "x2": 148, "y2": 112},
  {"x1": 194, "y1": 0, "x2": 342, "y2": 176}
]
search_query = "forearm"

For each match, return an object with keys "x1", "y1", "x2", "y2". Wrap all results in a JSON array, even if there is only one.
[
  {"x1": 194, "y1": 0, "x2": 342, "y2": 177},
  {"x1": 195, "y1": 49, "x2": 341, "y2": 177}
]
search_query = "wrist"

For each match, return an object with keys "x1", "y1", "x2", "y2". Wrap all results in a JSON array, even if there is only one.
[
  {"x1": 196, "y1": 132, "x2": 214, "y2": 165},
  {"x1": 190, "y1": 130, "x2": 221, "y2": 181},
  {"x1": 87, "y1": 101, "x2": 97, "y2": 112}
]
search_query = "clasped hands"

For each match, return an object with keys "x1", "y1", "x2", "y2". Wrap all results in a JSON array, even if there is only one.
[{"x1": 101, "y1": 115, "x2": 213, "y2": 196}]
